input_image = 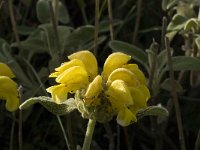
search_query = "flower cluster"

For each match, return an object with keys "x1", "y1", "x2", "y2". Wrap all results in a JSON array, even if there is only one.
[
  {"x1": 47, "y1": 50, "x2": 150, "y2": 126},
  {"x1": 0, "y1": 63, "x2": 19, "y2": 111}
]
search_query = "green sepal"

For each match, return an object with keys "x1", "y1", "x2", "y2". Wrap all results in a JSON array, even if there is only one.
[
  {"x1": 137, "y1": 105, "x2": 169, "y2": 119},
  {"x1": 19, "y1": 96, "x2": 77, "y2": 115}
]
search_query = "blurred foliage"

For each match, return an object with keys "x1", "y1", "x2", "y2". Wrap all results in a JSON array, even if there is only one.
[{"x1": 0, "y1": 0, "x2": 200, "y2": 150}]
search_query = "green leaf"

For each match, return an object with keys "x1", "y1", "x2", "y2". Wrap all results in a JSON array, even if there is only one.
[
  {"x1": 64, "y1": 25, "x2": 94, "y2": 49},
  {"x1": 79, "y1": 36, "x2": 106, "y2": 50},
  {"x1": 12, "y1": 39, "x2": 47, "y2": 53},
  {"x1": 184, "y1": 18, "x2": 199, "y2": 32},
  {"x1": 109, "y1": 40, "x2": 148, "y2": 67},
  {"x1": 166, "y1": 14, "x2": 188, "y2": 41},
  {"x1": 161, "y1": 78, "x2": 183, "y2": 93},
  {"x1": 0, "y1": 38, "x2": 13, "y2": 62},
  {"x1": 58, "y1": 1, "x2": 70, "y2": 24},
  {"x1": 20, "y1": 96, "x2": 77, "y2": 115},
  {"x1": 146, "y1": 41, "x2": 159, "y2": 68},
  {"x1": 99, "y1": 20, "x2": 122, "y2": 33},
  {"x1": 166, "y1": 56, "x2": 200, "y2": 71},
  {"x1": 39, "y1": 24, "x2": 72, "y2": 55},
  {"x1": 17, "y1": 26, "x2": 36, "y2": 36},
  {"x1": 157, "y1": 50, "x2": 168, "y2": 71},
  {"x1": 36, "y1": 0, "x2": 51, "y2": 23},
  {"x1": 138, "y1": 105, "x2": 169, "y2": 118},
  {"x1": 162, "y1": 0, "x2": 178, "y2": 11},
  {"x1": 195, "y1": 36, "x2": 200, "y2": 50},
  {"x1": 176, "y1": 2, "x2": 196, "y2": 18}
]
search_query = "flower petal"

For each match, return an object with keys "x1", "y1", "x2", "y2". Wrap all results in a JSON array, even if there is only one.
[
  {"x1": 102, "y1": 52, "x2": 131, "y2": 80},
  {"x1": 85, "y1": 75, "x2": 103, "y2": 99},
  {"x1": 0, "y1": 63, "x2": 15, "y2": 78},
  {"x1": 117, "y1": 108, "x2": 137, "y2": 126},
  {"x1": 56, "y1": 66, "x2": 89, "y2": 86},
  {"x1": 129, "y1": 85, "x2": 150, "y2": 108},
  {"x1": 137, "y1": 85, "x2": 150, "y2": 101},
  {"x1": 107, "y1": 68, "x2": 139, "y2": 87},
  {"x1": 0, "y1": 76, "x2": 19, "y2": 111},
  {"x1": 49, "y1": 59, "x2": 85, "y2": 78},
  {"x1": 129, "y1": 105, "x2": 141, "y2": 116},
  {"x1": 68, "y1": 50, "x2": 98, "y2": 80},
  {"x1": 5, "y1": 96, "x2": 19, "y2": 112},
  {"x1": 123, "y1": 64, "x2": 146, "y2": 85},
  {"x1": 84, "y1": 75, "x2": 103, "y2": 105},
  {"x1": 106, "y1": 80, "x2": 133, "y2": 110},
  {"x1": 47, "y1": 84, "x2": 68, "y2": 103}
]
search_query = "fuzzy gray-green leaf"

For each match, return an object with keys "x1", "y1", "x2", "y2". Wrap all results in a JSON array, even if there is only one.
[
  {"x1": 138, "y1": 105, "x2": 169, "y2": 118},
  {"x1": 167, "y1": 56, "x2": 200, "y2": 71},
  {"x1": 20, "y1": 96, "x2": 77, "y2": 115}
]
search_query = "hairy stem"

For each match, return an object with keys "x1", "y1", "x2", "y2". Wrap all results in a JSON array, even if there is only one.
[
  {"x1": 165, "y1": 37, "x2": 186, "y2": 150},
  {"x1": 104, "y1": 123, "x2": 115, "y2": 150},
  {"x1": 18, "y1": 110, "x2": 23, "y2": 150},
  {"x1": 94, "y1": 0, "x2": 100, "y2": 56},
  {"x1": 10, "y1": 113, "x2": 15, "y2": 150},
  {"x1": 133, "y1": 0, "x2": 142, "y2": 43},
  {"x1": 82, "y1": 119, "x2": 96, "y2": 150},
  {"x1": 107, "y1": 0, "x2": 114, "y2": 40},
  {"x1": 49, "y1": 1, "x2": 61, "y2": 60},
  {"x1": 56, "y1": 115, "x2": 71, "y2": 150},
  {"x1": 195, "y1": 129, "x2": 200, "y2": 150},
  {"x1": 8, "y1": 0, "x2": 20, "y2": 48}
]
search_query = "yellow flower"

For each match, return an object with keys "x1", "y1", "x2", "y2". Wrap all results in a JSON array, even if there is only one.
[
  {"x1": 0, "y1": 63, "x2": 15, "y2": 78},
  {"x1": 47, "y1": 50, "x2": 150, "y2": 126},
  {"x1": 0, "y1": 63, "x2": 19, "y2": 112}
]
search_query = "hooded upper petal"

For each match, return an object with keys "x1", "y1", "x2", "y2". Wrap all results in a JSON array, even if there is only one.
[
  {"x1": 0, "y1": 63, "x2": 15, "y2": 78},
  {"x1": 107, "y1": 68, "x2": 139, "y2": 87},
  {"x1": 105, "y1": 80, "x2": 133, "y2": 110},
  {"x1": 46, "y1": 84, "x2": 69, "y2": 103},
  {"x1": 85, "y1": 75, "x2": 103, "y2": 99},
  {"x1": 117, "y1": 108, "x2": 137, "y2": 126},
  {"x1": 47, "y1": 83, "x2": 82, "y2": 103},
  {"x1": 123, "y1": 64, "x2": 146, "y2": 85},
  {"x1": 102, "y1": 52, "x2": 131, "y2": 80},
  {"x1": 129, "y1": 85, "x2": 150, "y2": 108},
  {"x1": 50, "y1": 59, "x2": 85, "y2": 78},
  {"x1": 0, "y1": 76, "x2": 19, "y2": 111},
  {"x1": 68, "y1": 50, "x2": 98, "y2": 80},
  {"x1": 56, "y1": 66, "x2": 89, "y2": 86}
]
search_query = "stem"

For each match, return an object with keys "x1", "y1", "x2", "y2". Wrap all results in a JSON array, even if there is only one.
[
  {"x1": 66, "y1": 115, "x2": 73, "y2": 149},
  {"x1": 94, "y1": 0, "x2": 100, "y2": 56},
  {"x1": 198, "y1": 6, "x2": 200, "y2": 20},
  {"x1": 0, "y1": 0, "x2": 5, "y2": 9},
  {"x1": 165, "y1": 37, "x2": 186, "y2": 150},
  {"x1": 82, "y1": 119, "x2": 96, "y2": 150},
  {"x1": 52, "y1": 0, "x2": 59, "y2": 25},
  {"x1": 160, "y1": 17, "x2": 167, "y2": 52},
  {"x1": 10, "y1": 112, "x2": 15, "y2": 150},
  {"x1": 107, "y1": 0, "x2": 114, "y2": 40},
  {"x1": 8, "y1": 0, "x2": 20, "y2": 48},
  {"x1": 133, "y1": 0, "x2": 142, "y2": 43},
  {"x1": 104, "y1": 123, "x2": 115, "y2": 150},
  {"x1": 18, "y1": 110, "x2": 23, "y2": 150},
  {"x1": 148, "y1": 41, "x2": 159, "y2": 96},
  {"x1": 56, "y1": 115, "x2": 71, "y2": 150},
  {"x1": 195, "y1": 129, "x2": 200, "y2": 150},
  {"x1": 117, "y1": 125, "x2": 120, "y2": 150},
  {"x1": 49, "y1": 1, "x2": 61, "y2": 60}
]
